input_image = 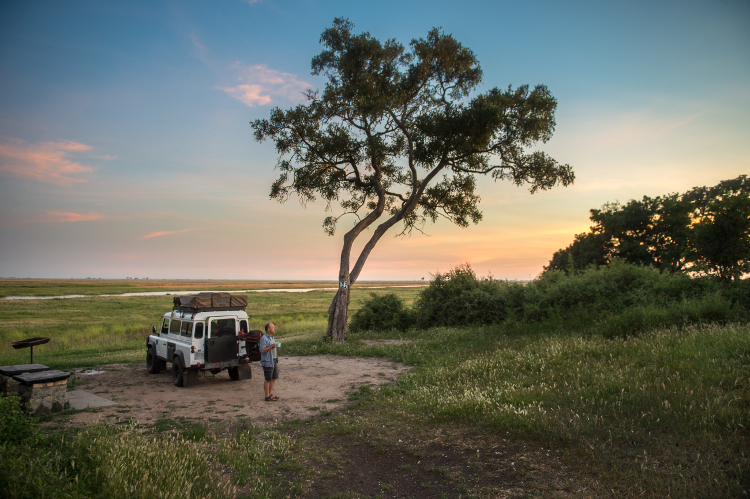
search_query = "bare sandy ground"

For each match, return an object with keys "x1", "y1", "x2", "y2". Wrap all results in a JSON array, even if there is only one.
[{"x1": 69, "y1": 355, "x2": 408, "y2": 426}]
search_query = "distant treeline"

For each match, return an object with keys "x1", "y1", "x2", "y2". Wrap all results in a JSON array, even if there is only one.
[{"x1": 545, "y1": 175, "x2": 750, "y2": 280}]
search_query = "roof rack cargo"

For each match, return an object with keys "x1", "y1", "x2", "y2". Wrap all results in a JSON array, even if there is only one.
[{"x1": 172, "y1": 292, "x2": 247, "y2": 310}]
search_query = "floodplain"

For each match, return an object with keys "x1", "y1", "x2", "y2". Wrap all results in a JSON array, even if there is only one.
[{"x1": 0, "y1": 279, "x2": 747, "y2": 498}]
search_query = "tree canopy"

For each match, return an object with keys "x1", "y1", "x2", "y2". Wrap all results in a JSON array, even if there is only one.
[
  {"x1": 252, "y1": 18, "x2": 574, "y2": 341},
  {"x1": 545, "y1": 175, "x2": 750, "y2": 280}
]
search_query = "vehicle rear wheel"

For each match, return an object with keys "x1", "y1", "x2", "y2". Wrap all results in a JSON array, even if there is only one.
[
  {"x1": 172, "y1": 356, "x2": 185, "y2": 387},
  {"x1": 228, "y1": 366, "x2": 239, "y2": 380},
  {"x1": 147, "y1": 347, "x2": 159, "y2": 374}
]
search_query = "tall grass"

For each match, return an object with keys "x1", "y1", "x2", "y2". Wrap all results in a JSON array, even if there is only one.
[
  {"x1": 285, "y1": 321, "x2": 750, "y2": 497},
  {"x1": 0, "y1": 399, "x2": 298, "y2": 499}
]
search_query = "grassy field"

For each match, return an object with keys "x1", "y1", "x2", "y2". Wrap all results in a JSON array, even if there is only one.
[
  {"x1": 0, "y1": 278, "x2": 423, "y2": 298},
  {"x1": 0, "y1": 286, "x2": 423, "y2": 369},
  {"x1": 1, "y1": 280, "x2": 748, "y2": 498}
]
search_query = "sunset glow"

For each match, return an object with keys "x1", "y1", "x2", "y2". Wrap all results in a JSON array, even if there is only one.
[{"x1": 0, "y1": 1, "x2": 748, "y2": 280}]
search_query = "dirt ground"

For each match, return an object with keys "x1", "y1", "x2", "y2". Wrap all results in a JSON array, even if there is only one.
[{"x1": 68, "y1": 355, "x2": 408, "y2": 426}]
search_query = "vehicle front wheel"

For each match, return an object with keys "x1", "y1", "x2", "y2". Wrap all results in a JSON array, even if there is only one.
[
  {"x1": 172, "y1": 357, "x2": 185, "y2": 387},
  {"x1": 147, "y1": 347, "x2": 159, "y2": 374},
  {"x1": 228, "y1": 366, "x2": 239, "y2": 380}
]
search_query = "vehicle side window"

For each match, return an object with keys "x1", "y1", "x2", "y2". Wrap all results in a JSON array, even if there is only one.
[
  {"x1": 210, "y1": 318, "x2": 236, "y2": 338},
  {"x1": 161, "y1": 318, "x2": 170, "y2": 335},
  {"x1": 181, "y1": 322, "x2": 192, "y2": 337},
  {"x1": 170, "y1": 320, "x2": 181, "y2": 334},
  {"x1": 194, "y1": 323, "x2": 204, "y2": 339},
  {"x1": 239, "y1": 320, "x2": 248, "y2": 335}
]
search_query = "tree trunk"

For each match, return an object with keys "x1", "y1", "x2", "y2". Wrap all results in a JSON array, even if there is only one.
[
  {"x1": 326, "y1": 227, "x2": 357, "y2": 343},
  {"x1": 325, "y1": 172, "x2": 438, "y2": 343},
  {"x1": 327, "y1": 286, "x2": 350, "y2": 343}
]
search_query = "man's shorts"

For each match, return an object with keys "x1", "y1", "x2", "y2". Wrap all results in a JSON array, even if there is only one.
[{"x1": 263, "y1": 359, "x2": 278, "y2": 381}]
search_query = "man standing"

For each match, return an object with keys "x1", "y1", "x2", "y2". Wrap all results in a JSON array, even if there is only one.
[{"x1": 259, "y1": 323, "x2": 279, "y2": 401}]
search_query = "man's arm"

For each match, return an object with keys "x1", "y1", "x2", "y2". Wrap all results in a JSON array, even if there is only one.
[{"x1": 259, "y1": 336, "x2": 276, "y2": 353}]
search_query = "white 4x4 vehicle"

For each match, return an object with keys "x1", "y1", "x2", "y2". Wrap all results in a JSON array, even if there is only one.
[{"x1": 146, "y1": 292, "x2": 261, "y2": 387}]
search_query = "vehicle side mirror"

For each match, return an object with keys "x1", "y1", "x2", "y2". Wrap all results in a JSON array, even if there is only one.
[{"x1": 152, "y1": 325, "x2": 157, "y2": 334}]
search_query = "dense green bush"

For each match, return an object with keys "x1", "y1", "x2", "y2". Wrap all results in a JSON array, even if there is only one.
[
  {"x1": 413, "y1": 264, "x2": 517, "y2": 328},
  {"x1": 349, "y1": 292, "x2": 414, "y2": 332},
  {"x1": 0, "y1": 396, "x2": 37, "y2": 445},
  {"x1": 395, "y1": 261, "x2": 749, "y2": 335}
]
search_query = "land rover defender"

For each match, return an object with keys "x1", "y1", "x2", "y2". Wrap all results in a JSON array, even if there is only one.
[{"x1": 146, "y1": 292, "x2": 262, "y2": 387}]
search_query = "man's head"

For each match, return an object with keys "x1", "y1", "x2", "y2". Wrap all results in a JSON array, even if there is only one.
[{"x1": 265, "y1": 323, "x2": 275, "y2": 335}]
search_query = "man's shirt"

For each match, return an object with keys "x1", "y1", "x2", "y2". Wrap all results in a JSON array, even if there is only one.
[{"x1": 259, "y1": 334, "x2": 275, "y2": 367}]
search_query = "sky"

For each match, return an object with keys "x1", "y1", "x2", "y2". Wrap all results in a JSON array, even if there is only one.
[{"x1": 0, "y1": 0, "x2": 748, "y2": 281}]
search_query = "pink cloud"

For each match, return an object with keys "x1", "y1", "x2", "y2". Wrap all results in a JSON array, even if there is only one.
[
  {"x1": 141, "y1": 228, "x2": 196, "y2": 239},
  {"x1": 0, "y1": 137, "x2": 101, "y2": 186},
  {"x1": 219, "y1": 64, "x2": 310, "y2": 107},
  {"x1": 46, "y1": 211, "x2": 103, "y2": 222},
  {"x1": 7, "y1": 211, "x2": 104, "y2": 225}
]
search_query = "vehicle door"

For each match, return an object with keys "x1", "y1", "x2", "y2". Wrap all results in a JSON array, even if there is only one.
[
  {"x1": 192, "y1": 322, "x2": 205, "y2": 365},
  {"x1": 166, "y1": 318, "x2": 182, "y2": 361},
  {"x1": 238, "y1": 320, "x2": 248, "y2": 356},
  {"x1": 157, "y1": 318, "x2": 170, "y2": 358},
  {"x1": 205, "y1": 317, "x2": 239, "y2": 363}
]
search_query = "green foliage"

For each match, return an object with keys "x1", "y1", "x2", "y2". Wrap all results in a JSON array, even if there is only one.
[
  {"x1": 253, "y1": 19, "x2": 573, "y2": 238},
  {"x1": 546, "y1": 230, "x2": 613, "y2": 274},
  {"x1": 0, "y1": 396, "x2": 37, "y2": 445},
  {"x1": 349, "y1": 292, "x2": 414, "y2": 332},
  {"x1": 0, "y1": 419, "x2": 298, "y2": 499},
  {"x1": 413, "y1": 264, "x2": 512, "y2": 328},
  {"x1": 253, "y1": 18, "x2": 573, "y2": 340},
  {"x1": 690, "y1": 192, "x2": 750, "y2": 280},
  {"x1": 545, "y1": 175, "x2": 750, "y2": 278},
  {"x1": 403, "y1": 261, "x2": 747, "y2": 336}
]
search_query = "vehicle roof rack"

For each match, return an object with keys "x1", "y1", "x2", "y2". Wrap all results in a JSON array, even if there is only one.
[{"x1": 172, "y1": 292, "x2": 248, "y2": 310}]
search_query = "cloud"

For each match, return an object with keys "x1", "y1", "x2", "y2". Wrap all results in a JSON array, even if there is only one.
[
  {"x1": 7, "y1": 211, "x2": 104, "y2": 225},
  {"x1": 219, "y1": 64, "x2": 310, "y2": 107},
  {"x1": 45, "y1": 211, "x2": 104, "y2": 222},
  {"x1": 141, "y1": 228, "x2": 196, "y2": 239},
  {"x1": 0, "y1": 137, "x2": 101, "y2": 186}
]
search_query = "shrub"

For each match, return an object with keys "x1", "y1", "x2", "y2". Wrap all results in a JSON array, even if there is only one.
[
  {"x1": 409, "y1": 261, "x2": 747, "y2": 335},
  {"x1": 413, "y1": 264, "x2": 520, "y2": 328},
  {"x1": 349, "y1": 293, "x2": 414, "y2": 332},
  {"x1": 0, "y1": 396, "x2": 36, "y2": 445}
]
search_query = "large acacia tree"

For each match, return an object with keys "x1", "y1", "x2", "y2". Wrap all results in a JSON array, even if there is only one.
[{"x1": 252, "y1": 19, "x2": 574, "y2": 342}]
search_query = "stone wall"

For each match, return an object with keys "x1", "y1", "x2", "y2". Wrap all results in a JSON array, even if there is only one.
[
  {"x1": 0, "y1": 374, "x2": 21, "y2": 397},
  {"x1": 18, "y1": 380, "x2": 69, "y2": 416}
]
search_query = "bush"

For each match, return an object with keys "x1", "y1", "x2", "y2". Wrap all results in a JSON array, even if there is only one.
[
  {"x1": 408, "y1": 261, "x2": 747, "y2": 336},
  {"x1": 413, "y1": 264, "x2": 520, "y2": 328},
  {"x1": 0, "y1": 396, "x2": 36, "y2": 445},
  {"x1": 349, "y1": 293, "x2": 414, "y2": 332}
]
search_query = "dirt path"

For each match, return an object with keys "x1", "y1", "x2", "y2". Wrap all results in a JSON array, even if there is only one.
[{"x1": 69, "y1": 355, "x2": 408, "y2": 426}]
